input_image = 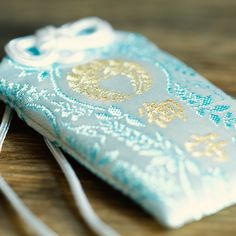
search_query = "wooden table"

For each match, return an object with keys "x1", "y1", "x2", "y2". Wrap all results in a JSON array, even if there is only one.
[{"x1": 0, "y1": 0, "x2": 236, "y2": 235}]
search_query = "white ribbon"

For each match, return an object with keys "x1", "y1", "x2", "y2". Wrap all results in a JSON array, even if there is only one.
[
  {"x1": 45, "y1": 138, "x2": 120, "y2": 236},
  {"x1": 5, "y1": 17, "x2": 115, "y2": 67},
  {"x1": 0, "y1": 106, "x2": 13, "y2": 152}
]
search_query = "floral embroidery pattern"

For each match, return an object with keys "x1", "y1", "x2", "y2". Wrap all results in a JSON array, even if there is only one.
[
  {"x1": 94, "y1": 35, "x2": 236, "y2": 140},
  {"x1": 0, "y1": 32, "x2": 234, "y2": 225},
  {"x1": 172, "y1": 83, "x2": 236, "y2": 140}
]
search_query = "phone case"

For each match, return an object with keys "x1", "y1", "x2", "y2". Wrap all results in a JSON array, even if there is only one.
[{"x1": 1, "y1": 17, "x2": 236, "y2": 228}]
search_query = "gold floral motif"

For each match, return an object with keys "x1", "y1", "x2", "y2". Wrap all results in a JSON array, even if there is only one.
[
  {"x1": 185, "y1": 133, "x2": 228, "y2": 162},
  {"x1": 139, "y1": 99, "x2": 186, "y2": 128},
  {"x1": 67, "y1": 59, "x2": 152, "y2": 102}
]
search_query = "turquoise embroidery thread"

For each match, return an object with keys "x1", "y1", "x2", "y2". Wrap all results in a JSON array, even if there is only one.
[{"x1": 0, "y1": 31, "x2": 234, "y2": 227}]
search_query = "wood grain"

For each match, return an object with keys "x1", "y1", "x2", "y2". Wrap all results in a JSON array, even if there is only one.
[{"x1": 0, "y1": 0, "x2": 236, "y2": 235}]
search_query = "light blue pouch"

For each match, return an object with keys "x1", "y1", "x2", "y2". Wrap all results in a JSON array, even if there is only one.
[{"x1": 1, "y1": 17, "x2": 236, "y2": 228}]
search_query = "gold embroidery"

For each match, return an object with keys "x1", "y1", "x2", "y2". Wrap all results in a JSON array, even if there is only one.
[
  {"x1": 185, "y1": 133, "x2": 228, "y2": 162},
  {"x1": 139, "y1": 99, "x2": 186, "y2": 128},
  {"x1": 67, "y1": 59, "x2": 152, "y2": 102}
]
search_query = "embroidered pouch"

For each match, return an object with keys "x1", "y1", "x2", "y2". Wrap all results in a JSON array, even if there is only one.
[{"x1": 1, "y1": 17, "x2": 236, "y2": 228}]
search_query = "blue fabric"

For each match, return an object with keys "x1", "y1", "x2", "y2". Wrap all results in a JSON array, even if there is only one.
[{"x1": 1, "y1": 20, "x2": 236, "y2": 228}]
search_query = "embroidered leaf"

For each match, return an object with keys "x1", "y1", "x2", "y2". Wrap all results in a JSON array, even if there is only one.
[
  {"x1": 95, "y1": 112, "x2": 113, "y2": 120},
  {"x1": 88, "y1": 143, "x2": 100, "y2": 162},
  {"x1": 225, "y1": 122, "x2": 233, "y2": 128},
  {"x1": 38, "y1": 71, "x2": 50, "y2": 81},
  {"x1": 213, "y1": 105, "x2": 230, "y2": 112},
  {"x1": 225, "y1": 117, "x2": 236, "y2": 127},
  {"x1": 188, "y1": 99, "x2": 197, "y2": 105},
  {"x1": 224, "y1": 112, "x2": 233, "y2": 119},
  {"x1": 201, "y1": 96, "x2": 212, "y2": 107},
  {"x1": 98, "y1": 150, "x2": 119, "y2": 166},
  {"x1": 108, "y1": 106, "x2": 122, "y2": 116},
  {"x1": 126, "y1": 116, "x2": 144, "y2": 127},
  {"x1": 197, "y1": 108, "x2": 206, "y2": 116},
  {"x1": 210, "y1": 114, "x2": 221, "y2": 124}
]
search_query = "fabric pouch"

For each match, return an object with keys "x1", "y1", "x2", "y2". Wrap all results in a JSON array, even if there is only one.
[{"x1": 1, "y1": 17, "x2": 236, "y2": 228}]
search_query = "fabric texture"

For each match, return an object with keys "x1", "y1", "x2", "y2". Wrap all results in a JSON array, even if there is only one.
[{"x1": 1, "y1": 17, "x2": 236, "y2": 228}]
